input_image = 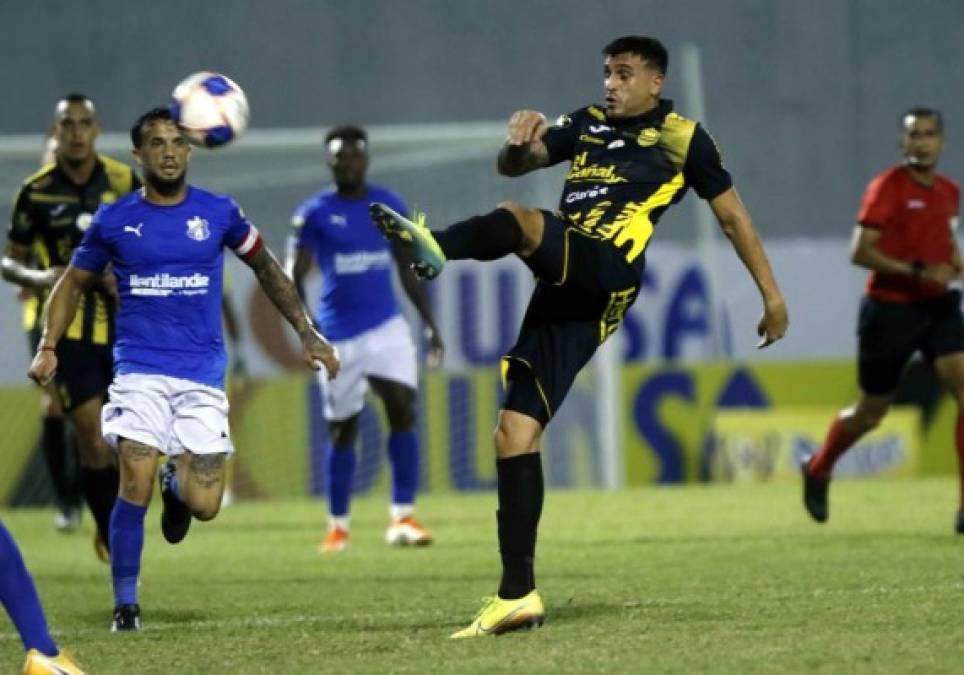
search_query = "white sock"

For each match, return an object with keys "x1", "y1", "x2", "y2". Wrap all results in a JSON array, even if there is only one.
[
  {"x1": 329, "y1": 515, "x2": 350, "y2": 531},
  {"x1": 391, "y1": 504, "x2": 415, "y2": 521}
]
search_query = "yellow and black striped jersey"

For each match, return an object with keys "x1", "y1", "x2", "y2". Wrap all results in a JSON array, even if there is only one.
[
  {"x1": 542, "y1": 99, "x2": 732, "y2": 276},
  {"x1": 8, "y1": 154, "x2": 140, "y2": 344}
]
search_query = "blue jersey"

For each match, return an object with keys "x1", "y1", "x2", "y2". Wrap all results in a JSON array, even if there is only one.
[
  {"x1": 72, "y1": 186, "x2": 260, "y2": 389},
  {"x1": 291, "y1": 184, "x2": 406, "y2": 340}
]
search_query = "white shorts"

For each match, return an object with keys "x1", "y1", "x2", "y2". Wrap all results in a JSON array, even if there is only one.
[
  {"x1": 102, "y1": 373, "x2": 233, "y2": 456},
  {"x1": 322, "y1": 314, "x2": 418, "y2": 421}
]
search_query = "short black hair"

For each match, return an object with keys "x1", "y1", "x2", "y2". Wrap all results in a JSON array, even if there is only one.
[
  {"x1": 603, "y1": 36, "x2": 668, "y2": 75},
  {"x1": 901, "y1": 107, "x2": 943, "y2": 131},
  {"x1": 324, "y1": 125, "x2": 367, "y2": 147},
  {"x1": 130, "y1": 107, "x2": 175, "y2": 148}
]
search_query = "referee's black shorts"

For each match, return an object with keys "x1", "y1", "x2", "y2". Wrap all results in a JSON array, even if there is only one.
[
  {"x1": 501, "y1": 211, "x2": 640, "y2": 426},
  {"x1": 857, "y1": 290, "x2": 964, "y2": 396}
]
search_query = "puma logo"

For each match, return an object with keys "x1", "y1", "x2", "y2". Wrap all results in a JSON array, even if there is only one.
[{"x1": 124, "y1": 223, "x2": 144, "y2": 237}]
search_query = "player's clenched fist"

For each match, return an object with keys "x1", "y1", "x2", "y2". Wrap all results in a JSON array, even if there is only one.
[
  {"x1": 28, "y1": 348, "x2": 58, "y2": 387},
  {"x1": 507, "y1": 110, "x2": 548, "y2": 146},
  {"x1": 302, "y1": 327, "x2": 340, "y2": 379}
]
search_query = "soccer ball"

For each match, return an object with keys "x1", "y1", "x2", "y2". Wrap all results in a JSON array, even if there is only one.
[{"x1": 170, "y1": 72, "x2": 249, "y2": 148}]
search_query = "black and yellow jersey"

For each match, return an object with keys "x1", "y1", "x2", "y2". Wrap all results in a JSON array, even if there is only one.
[
  {"x1": 542, "y1": 99, "x2": 732, "y2": 277},
  {"x1": 8, "y1": 154, "x2": 141, "y2": 344}
]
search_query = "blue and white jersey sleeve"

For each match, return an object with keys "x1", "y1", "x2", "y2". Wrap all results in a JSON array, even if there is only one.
[
  {"x1": 71, "y1": 205, "x2": 112, "y2": 274},
  {"x1": 223, "y1": 199, "x2": 263, "y2": 261}
]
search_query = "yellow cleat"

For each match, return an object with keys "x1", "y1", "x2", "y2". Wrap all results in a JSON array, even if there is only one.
[
  {"x1": 450, "y1": 590, "x2": 545, "y2": 638},
  {"x1": 23, "y1": 649, "x2": 86, "y2": 675},
  {"x1": 369, "y1": 203, "x2": 446, "y2": 279}
]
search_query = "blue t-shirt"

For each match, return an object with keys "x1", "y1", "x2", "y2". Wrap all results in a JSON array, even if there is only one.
[
  {"x1": 291, "y1": 184, "x2": 406, "y2": 340},
  {"x1": 72, "y1": 186, "x2": 256, "y2": 389}
]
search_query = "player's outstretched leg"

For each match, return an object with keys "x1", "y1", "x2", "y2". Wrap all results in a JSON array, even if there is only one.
[
  {"x1": 369, "y1": 203, "x2": 530, "y2": 279},
  {"x1": 452, "y1": 408, "x2": 546, "y2": 638}
]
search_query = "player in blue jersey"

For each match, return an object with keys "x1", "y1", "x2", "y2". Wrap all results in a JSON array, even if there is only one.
[
  {"x1": 1, "y1": 521, "x2": 87, "y2": 673},
  {"x1": 287, "y1": 125, "x2": 443, "y2": 553},
  {"x1": 28, "y1": 107, "x2": 340, "y2": 632}
]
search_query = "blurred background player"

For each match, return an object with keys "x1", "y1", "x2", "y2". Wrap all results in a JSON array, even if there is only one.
[
  {"x1": 2, "y1": 94, "x2": 140, "y2": 558},
  {"x1": 373, "y1": 35, "x2": 787, "y2": 636},
  {"x1": 287, "y1": 125, "x2": 443, "y2": 553},
  {"x1": 802, "y1": 108, "x2": 962, "y2": 530},
  {"x1": 1, "y1": 521, "x2": 86, "y2": 674},
  {"x1": 28, "y1": 107, "x2": 339, "y2": 631}
]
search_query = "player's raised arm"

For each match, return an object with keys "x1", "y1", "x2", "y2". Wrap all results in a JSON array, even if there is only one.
[
  {"x1": 240, "y1": 244, "x2": 339, "y2": 378},
  {"x1": 707, "y1": 187, "x2": 788, "y2": 348},
  {"x1": 497, "y1": 110, "x2": 552, "y2": 177},
  {"x1": 27, "y1": 264, "x2": 97, "y2": 385}
]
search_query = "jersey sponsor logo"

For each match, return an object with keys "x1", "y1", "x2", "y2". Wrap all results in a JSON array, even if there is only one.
[
  {"x1": 579, "y1": 134, "x2": 605, "y2": 145},
  {"x1": 329, "y1": 214, "x2": 348, "y2": 227},
  {"x1": 566, "y1": 152, "x2": 627, "y2": 184},
  {"x1": 129, "y1": 272, "x2": 210, "y2": 297},
  {"x1": 608, "y1": 140, "x2": 626, "y2": 150},
  {"x1": 565, "y1": 186, "x2": 609, "y2": 204},
  {"x1": 76, "y1": 212, "x2": 93, "y2": 232},
  {"x1": 906, "y1": 199, "x2": 926, "y2": 210},
  {"x1": 124, "y1": 223, "x2": 144, "y2": 237},
  {"x1": 589, "y1": 124, "x2": 612, "y2": 133},
  {"x1": 333, "y1": 250, "x2": 392, "y2": 275},
  {"x1": 186, "y1": 216, "x2": 211, "y2": 241},
  {"x1": 637, "y1": 127, "x2": 661, "y2": 147},
  {"x1": 49, "y1": 203, "x2": 68, "y2": 217}
]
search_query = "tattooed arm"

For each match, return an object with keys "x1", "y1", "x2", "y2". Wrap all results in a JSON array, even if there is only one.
[{"x1": 242, "y1": 246, "x2": 340, "y2": 377}]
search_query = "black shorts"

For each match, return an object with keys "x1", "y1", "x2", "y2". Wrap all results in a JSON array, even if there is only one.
[
  {"x1": 857, "y1": 291, "x2": 964, "y2": 395},
  {"x1": 53, "y1": 340, "x2": 113, "y2": 412},
  {"x1": 502, "y1": 211, "x2": 639, "y2": 425}
]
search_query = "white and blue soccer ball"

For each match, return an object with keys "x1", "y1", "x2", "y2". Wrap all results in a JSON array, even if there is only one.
[{"x1": 170, "y1": 72, "x2": 249, "y2": 148}]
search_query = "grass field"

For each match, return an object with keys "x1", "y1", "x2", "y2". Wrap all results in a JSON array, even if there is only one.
[{"x1": 3, "y1": 478, "x2": 964, "y2": 674}]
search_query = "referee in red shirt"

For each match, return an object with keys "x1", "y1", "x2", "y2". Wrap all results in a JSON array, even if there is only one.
[{"x1": 802, "y1": 108, "x2": 962, "y2": 531}]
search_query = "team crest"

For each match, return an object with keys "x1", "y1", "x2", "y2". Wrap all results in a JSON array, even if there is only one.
[
  {"x1": 185, "y1": 216, "x2": 210, "y2": 241},
  {"x1": 637, "y1": 127, "x2": 660, "y2": 147}
]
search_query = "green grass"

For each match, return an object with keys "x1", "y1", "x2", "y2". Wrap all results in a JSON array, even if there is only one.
[{"x1": 3, "y1": 478, "x2": 964, "y2": 674}]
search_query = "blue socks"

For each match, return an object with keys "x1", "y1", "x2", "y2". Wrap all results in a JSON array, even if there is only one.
[
  {"x1": 326, "y1": 444, "x2": 356, "y2": 517},
  {"x1": 109, "y1": 498, "x2": 147, "y2": 607},
  {"x1": 388, "y1": 431, "x2": 419, "y2": 506},
  {"x1": 0, "y1": 521, "x2": 58, "y2": 656}
]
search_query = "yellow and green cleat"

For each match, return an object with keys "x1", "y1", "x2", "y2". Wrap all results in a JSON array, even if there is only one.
[
  {"x1": 450, "y1": 590, "x2": 545, "y2": 638},
  {"x1": 23, "y1": 649, "x2": 87, "y2": 675},
  {"x1": 369, "y1": 202, "x2": 446, "y2": 279}
]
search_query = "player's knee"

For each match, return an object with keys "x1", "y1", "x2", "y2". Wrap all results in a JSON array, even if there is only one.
[
  {"x1": 191, "y1": 502, "x2": 220, "y2": 522},
  {"x1": 496, "y1": 201, "x2": 543, "y2": 253},
  {"x1": 118, "y1": 471, "x2": 152, "y2": 505},
  {"x1": 494, "y1": 417, "x2": 538, "y2": 457}
]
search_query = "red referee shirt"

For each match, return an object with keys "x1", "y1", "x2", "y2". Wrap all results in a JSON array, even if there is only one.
[{"x1": 858, "y1": 165, "x2": 960, "y2": 302}]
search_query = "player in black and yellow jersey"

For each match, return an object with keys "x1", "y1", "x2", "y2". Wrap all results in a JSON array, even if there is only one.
[
  {"x1": 371, "y1": 36, "x2": 789, "y2": 637},
  {"x1": 2, "y1": 94, "x2": 140, "y2": 560}
]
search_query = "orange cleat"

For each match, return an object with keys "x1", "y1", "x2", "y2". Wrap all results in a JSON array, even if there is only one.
[
  {"x1": 318, "y1": 527, "x2": 349, "y2": 553},
  {"x1": 385, "y1": 516, "x2": 435, "y2": 546}
]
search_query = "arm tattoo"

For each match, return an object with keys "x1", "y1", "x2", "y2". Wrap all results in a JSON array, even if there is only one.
[
  {"x1": 119, "y1": 438, "x2": 159, "y2": 461},
  {"x1": 497, "y1": 142, "x2": 550, "y2": 177},
  {"x1": 246, "y1": 247, "x2": 311, "y2": 336},
  {"x1": 188, "y1": 453, "x2": 226, "y2": 489}
]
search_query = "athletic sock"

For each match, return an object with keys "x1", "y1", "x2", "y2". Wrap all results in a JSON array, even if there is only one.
[
  {"x1": 808, "y1": 416, "x2": 863, "y2": 480},
  {"x1": 955, "y1": 415, "x2": 964, "y2": 510},
  {"x1": 0, "y1": 522, "x2": 58, "y2": 656},
  {"x1": 326, "y1": 444, "x2": 356, "y2": 519},
  {"x1": 109, "y1": 498, "x2": 146, "y2": 607},
  {"x1": 82, "y1": 466, "x2": 119, "y2": 551},
  {"x1": 433, "y1": 208, "x2": 522, "y2": 261},
  {"x1": 496, "y1": 453, "x2": 544, "y2": 600},
  {"x1": 41, "y1": 416, "x2": 71, "y2": 511},
  {"x1": 387, "y1": 431, "x2": 418, "y2": 508}
]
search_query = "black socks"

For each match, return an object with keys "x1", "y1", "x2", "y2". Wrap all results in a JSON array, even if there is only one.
[
  {"x1": 496, "y1": 452, "x2": 544, "y2": 599},
  {"x1": 433, "y1": 208, "x2": 523, "y2": 261},
  {"x1": 81, "y1": 466, "x2": 119, "y2": 550}
]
